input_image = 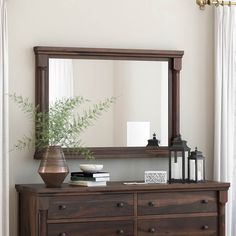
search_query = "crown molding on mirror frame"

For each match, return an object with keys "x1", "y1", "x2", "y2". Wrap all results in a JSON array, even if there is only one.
[{"x1": 34, "y1": 46, "x2": 184, "y2": 159}]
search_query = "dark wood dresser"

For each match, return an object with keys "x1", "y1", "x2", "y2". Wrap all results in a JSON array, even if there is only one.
[{"x1": 16, "y1": 181, "x2": 229, "y2": 236}]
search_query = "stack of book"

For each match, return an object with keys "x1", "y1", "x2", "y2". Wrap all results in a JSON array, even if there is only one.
[{"x1": 69, "y1": 171, "x2": 110, "y2": 187}]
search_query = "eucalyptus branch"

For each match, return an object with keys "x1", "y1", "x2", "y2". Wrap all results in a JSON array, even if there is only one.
[
  {"x1": 70, "y1": 97, "x2": 116, "y2": 134},
  {"x1": 11, "y1": 94, "x2": 115, "y2": 159},
  {"x1": 9, "y1": 94, "x2": 37, "y2": 120},
  {"x1": 14, "y1": 135, "x2": 34, "y2": 151}
]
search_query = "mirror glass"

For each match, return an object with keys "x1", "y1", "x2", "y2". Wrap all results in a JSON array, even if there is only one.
[{"x1": 49, "y1": 58, "x2": 168, "y2": 147}]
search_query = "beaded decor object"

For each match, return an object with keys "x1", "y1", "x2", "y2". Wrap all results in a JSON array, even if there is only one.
[{"x1": 144, "y1": 171, "x2": 167, "y2": 184}]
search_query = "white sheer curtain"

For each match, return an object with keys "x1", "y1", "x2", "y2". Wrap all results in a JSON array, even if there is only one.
[
  {"x1": 49, "y1": 58, "x2": 74, "y2": 104},
  {"x1": 214, "y1": 6, "x2": 236, "y2": 236},
  {"x1": 0, "y1": 0, "x2": 9, "y2": 235}
]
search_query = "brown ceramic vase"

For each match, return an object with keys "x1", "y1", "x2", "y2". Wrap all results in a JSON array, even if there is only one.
[{"x1": 38, "y1": 146, "x2": 69, "y2": 188}]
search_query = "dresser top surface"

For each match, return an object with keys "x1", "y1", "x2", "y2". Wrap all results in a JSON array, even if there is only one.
[{"x1": 15, "y1": 181, "x2": 230, "y2": 194}]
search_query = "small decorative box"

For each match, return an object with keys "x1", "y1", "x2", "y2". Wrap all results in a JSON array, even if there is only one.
[{"x1": 144, "y1": 171, "x2": 167, "y2": 184}]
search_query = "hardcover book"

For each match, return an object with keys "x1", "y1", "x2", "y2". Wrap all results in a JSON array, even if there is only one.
[
  {"x1": 71, "y1": 176, "x2": 110, "y2": 182},
  {"x1": 71, "y1": 172, "x2": 110, "y2": 178},
  {"x1": 69, "y1": 180, "x2": 107, "y2": 187}
]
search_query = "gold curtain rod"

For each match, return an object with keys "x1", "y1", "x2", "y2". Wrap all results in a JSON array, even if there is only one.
[{"x1": 196, "y1": 0, "x2": 236, "y2": 10}]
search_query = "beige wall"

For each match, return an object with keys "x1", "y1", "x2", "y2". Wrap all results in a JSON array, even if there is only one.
[{"x1": 8, "y1": 1, "x2": 214, "y2": 235}]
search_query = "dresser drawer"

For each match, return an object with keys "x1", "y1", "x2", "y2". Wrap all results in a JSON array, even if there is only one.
[
  {"x1": 48, "y1": 220, "x2": 134, "y2": 236},
  {"x1": 48, "y1": 193, "x2": 134, "y2": 219},
  {"x1": 138, "y1": 191, "x2": 217, "y2": 215},
  {"x1": 138, "y1": 216, "x2": 217, "y2": 236}
]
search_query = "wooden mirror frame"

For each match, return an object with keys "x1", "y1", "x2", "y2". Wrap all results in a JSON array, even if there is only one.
[{"x1": 34, "y1": 46, "x2": 184, "y2": 159}]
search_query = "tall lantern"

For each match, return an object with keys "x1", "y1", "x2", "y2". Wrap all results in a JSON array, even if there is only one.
[
  {"x1": 188, "y1": 147, "x2": 205, "y2": 183},
  {"x1": 169, "y1": 135, "x2": 190, "y2": 183}
]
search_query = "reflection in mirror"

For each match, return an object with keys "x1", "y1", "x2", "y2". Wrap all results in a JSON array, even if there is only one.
[{"x1": 49, "y1": 59, "x2": 168, "y2": 148}]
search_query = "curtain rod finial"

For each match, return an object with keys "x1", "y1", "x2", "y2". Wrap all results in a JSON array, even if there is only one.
[{"x1": 196, "y1": 0, "x2": 207, "y2": 10}]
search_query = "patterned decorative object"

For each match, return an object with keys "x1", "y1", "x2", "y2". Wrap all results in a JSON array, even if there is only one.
[{"x1": 144, "y1": 171, "x2": 167, "y2": 184}]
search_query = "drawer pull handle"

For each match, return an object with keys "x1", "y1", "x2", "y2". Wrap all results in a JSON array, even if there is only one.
[
  {"x1": 148, "y1": 201, "x2": 155, "y2": 207},
  {"x1": 148, "y1": 227, "x2": 156, "y2": 233},
  {"x1": 117, "y1": 229, "x2": 124, "y2": 234},
  {"x1": 59, "y1": 205, "x2": 67, "y2": 210},
  {"x1": 117, "y1": 202, "x2": 124, "y2": 208},
  {"x1": 202, "y1": 225, "x2": 209, "y2": 230},
  {"x1": 59, "y1": 233, "x2": 66, "y2": 236},
  {"x1": 202, "y1": 199, "x2": 209, "y2": 204}
]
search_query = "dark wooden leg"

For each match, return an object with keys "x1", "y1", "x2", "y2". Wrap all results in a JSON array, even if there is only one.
[
  {"x1": 219, "y1": 190, "x2": 228, "y2": 236},
  {"x1": 38, "y1": 210, "x2": 48, "y2": 236}
]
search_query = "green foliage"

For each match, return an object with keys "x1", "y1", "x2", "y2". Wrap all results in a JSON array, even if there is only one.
[{"x1": 10, "y1": 94, "x2": 115, "y2": 159}]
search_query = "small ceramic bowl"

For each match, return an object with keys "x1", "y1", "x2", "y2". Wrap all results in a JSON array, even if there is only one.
[{"x1": 80, "y1": 164, "x2": 103, "y2": 173}]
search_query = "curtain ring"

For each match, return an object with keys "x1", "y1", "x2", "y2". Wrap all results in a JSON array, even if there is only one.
[{"x1": 215, "y1": 0, "x2": 220, "y2": 6}]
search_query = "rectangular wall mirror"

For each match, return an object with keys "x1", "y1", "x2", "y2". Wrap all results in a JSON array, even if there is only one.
[
  {"x1": 49, "y1": 59, "x2": 168, "y2": 147},
  {"x1": 34, "y1": 47, "x2": 184, "y2": 159}
]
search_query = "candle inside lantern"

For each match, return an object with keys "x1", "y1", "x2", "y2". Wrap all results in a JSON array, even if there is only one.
[
  {"x1": 190, "y1": 159, "x2": 195, "y2": 181},
  {"x1": 171, "y1": 156, "x2": 182, "y2": 179},
  {"x1": 198, "y1": 171, "x2": 202, "y2": 181}
]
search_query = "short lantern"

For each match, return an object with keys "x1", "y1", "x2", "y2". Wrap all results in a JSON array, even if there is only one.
[
  {"x1": 188, "y1": 147, "x2": 205, "y2": 183},
  {"x1": 169, "y1": 135, "x2": 190, "y2": 183}
]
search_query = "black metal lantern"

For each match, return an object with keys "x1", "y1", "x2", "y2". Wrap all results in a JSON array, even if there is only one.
[
  {"x1": 146, "y1": 133, "x2": 160, "y2": 147},
  {"x1": 169, "y1": 135, "x2": 190, "y2": 183},
  {"x1": 188, "y1": 147, "x2": 205, "y2": 183}
]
